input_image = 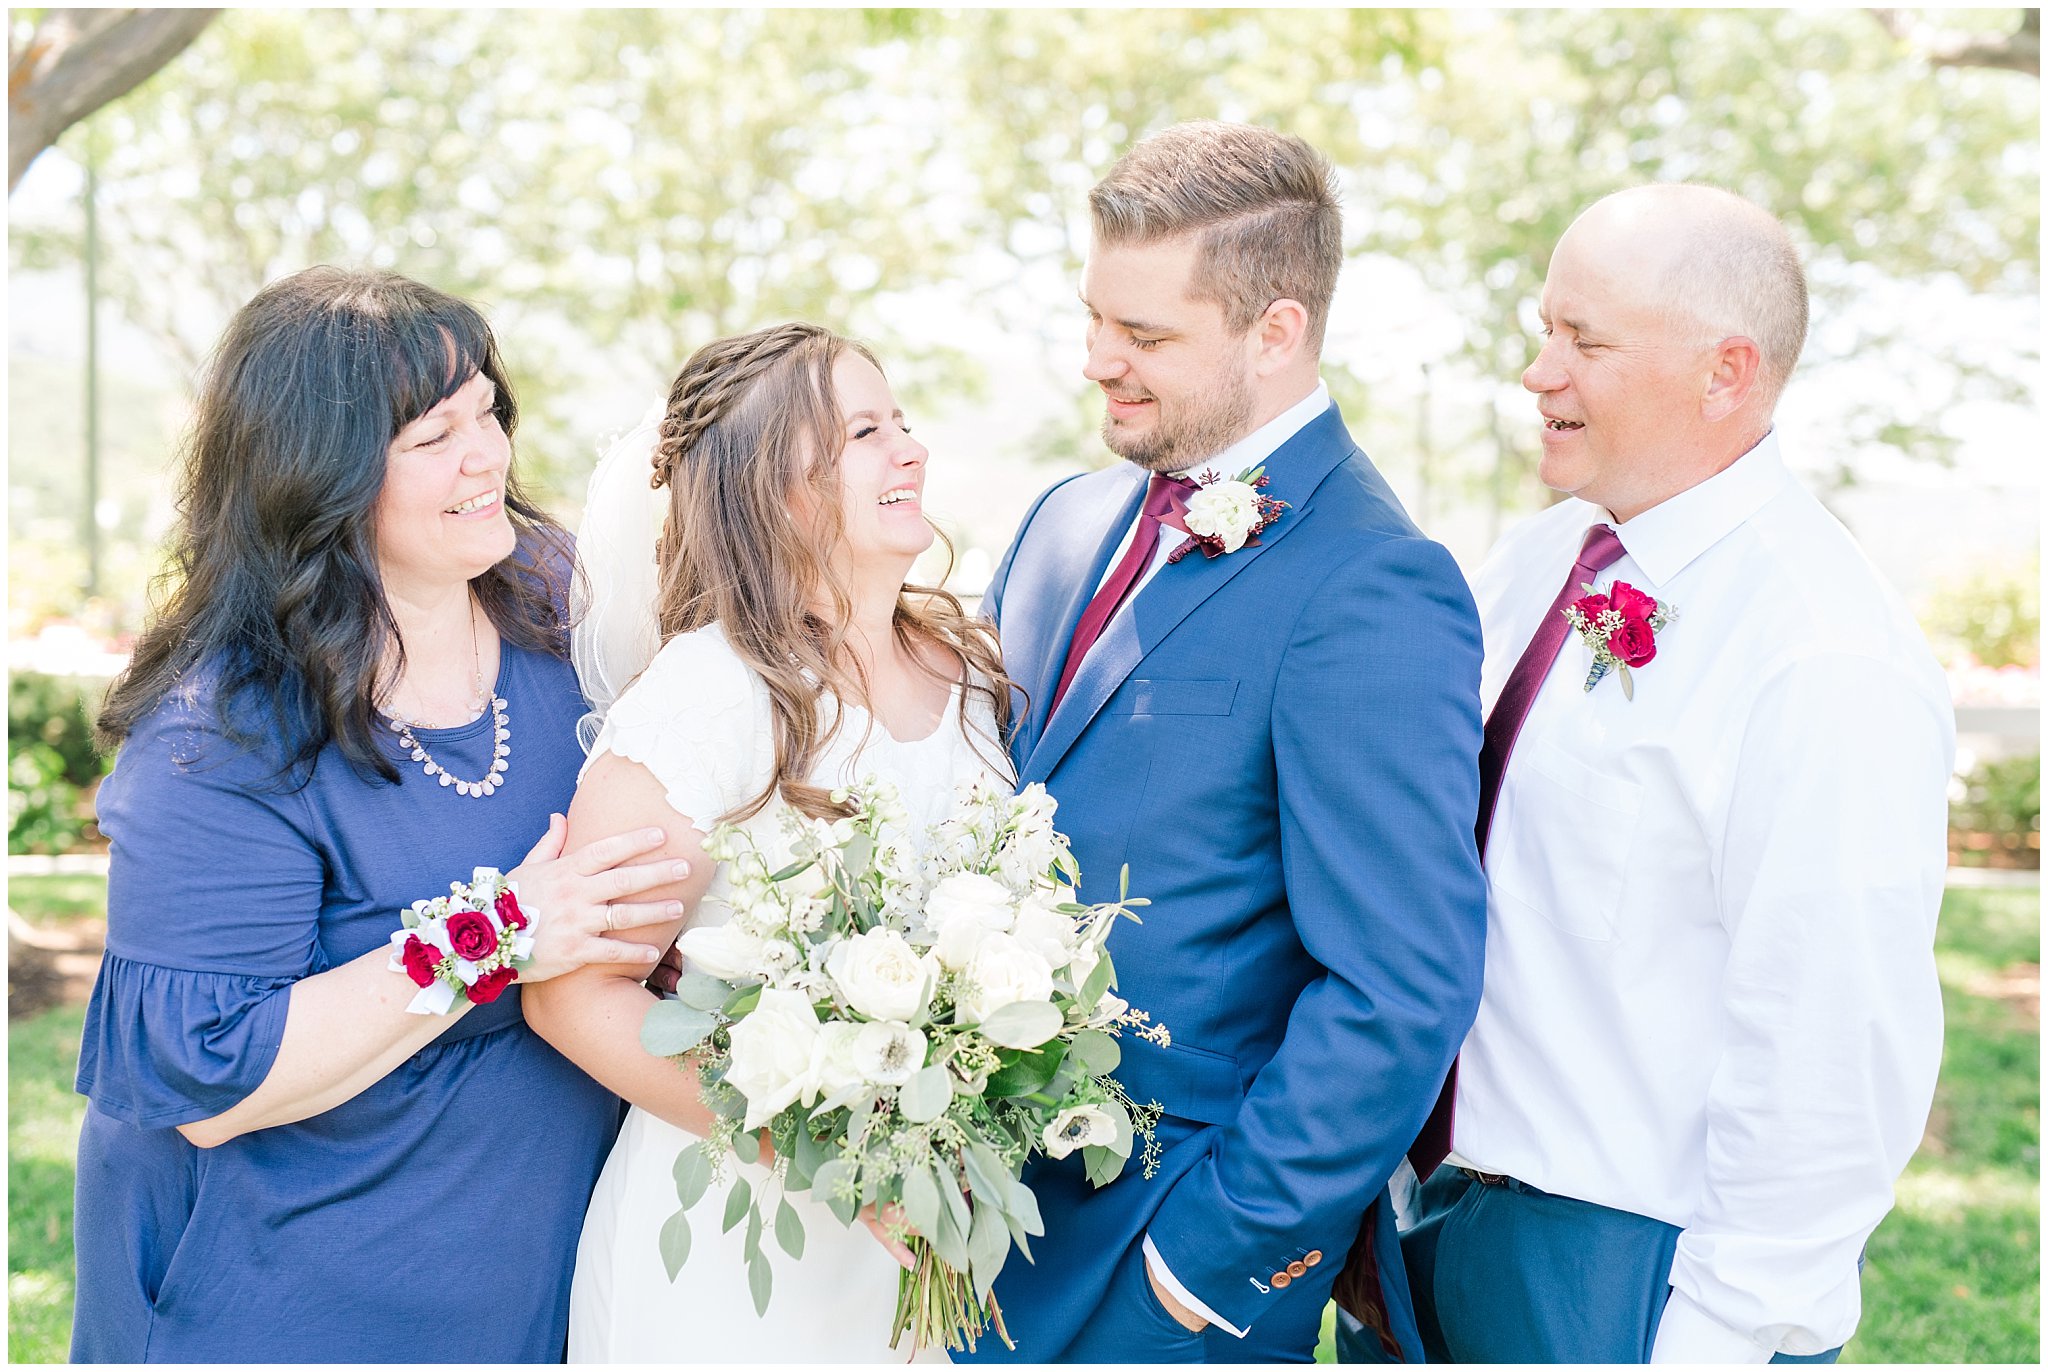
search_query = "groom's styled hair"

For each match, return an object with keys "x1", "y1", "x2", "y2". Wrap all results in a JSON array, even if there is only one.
[{"x1": 1090, "y1": 120, "x2": 1342, "y2": 351}]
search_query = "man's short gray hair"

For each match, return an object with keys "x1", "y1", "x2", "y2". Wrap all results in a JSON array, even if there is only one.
[
  {"x1": 1603, "y1": 184, "x2": 1810, "y2": 408},
  {"x1": 1090, "y1": 120, "x2": 1342, "y2": 351}
]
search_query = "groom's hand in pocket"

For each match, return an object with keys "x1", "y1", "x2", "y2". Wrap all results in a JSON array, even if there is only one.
[{"x1": 1146, "y1": 1263, "x2": 1209, "y2": 1333}]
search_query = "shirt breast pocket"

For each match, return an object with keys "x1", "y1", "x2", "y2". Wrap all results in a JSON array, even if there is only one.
[
  {"x1": 1488, "y1": 737, "x2": 1644, "y2": 943},
  {"x1": 1119, "y1": 678, "x2": 1238, "y2": 716}
]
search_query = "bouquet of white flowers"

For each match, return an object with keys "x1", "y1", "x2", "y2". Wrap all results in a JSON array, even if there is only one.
[{"x1": 640, "y1": 777, "x2": 1166, "y2": 1352}]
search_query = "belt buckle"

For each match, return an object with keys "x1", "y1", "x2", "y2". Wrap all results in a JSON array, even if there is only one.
[{"x1": 1461, "y1": 1167, "x2": 1509, "y2": 1187}]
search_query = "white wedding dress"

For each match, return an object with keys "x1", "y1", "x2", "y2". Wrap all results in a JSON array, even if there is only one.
[{"x1": 567, "y1": 623, "x2": 1003, "y2": 1363}]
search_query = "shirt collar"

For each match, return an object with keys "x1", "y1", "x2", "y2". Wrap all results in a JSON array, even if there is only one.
[
  {"x1": 1604, "y1": 430, "x2": 1795, "y2": 588},
  {"x1": 1171, "y1": 380, "x2": 1331, "y2": 481}
]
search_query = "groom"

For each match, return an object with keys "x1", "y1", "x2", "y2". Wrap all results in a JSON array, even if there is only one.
[{"x1": 965, "y1": 121, "x2": 1488, "y2": 1363}]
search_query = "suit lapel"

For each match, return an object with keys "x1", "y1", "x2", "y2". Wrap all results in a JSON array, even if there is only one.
[
  {"x1": 1020, "y1": 407, "x2": 1359, "y2": 784},
  {"x1": 1002, "y1": 466, "x2": 1147, "y2": 765}
]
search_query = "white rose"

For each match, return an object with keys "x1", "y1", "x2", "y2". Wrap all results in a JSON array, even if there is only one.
[
  {"x1": 676, "y1": 923, "x2": 769, "y2": 981},
  {"x1": 1010, "y1": 897, "x2": 1079, "y2": 974},
  {"x1": 808, "y1": 1021, "x2": 867, "y2": 1099},
  {"x1": 925, "y1": 872, "x2": 1017, "y2": 971},
  {"x1": 825, "y1": 928, "x2": 935, "y2": 1023},
  {"x1": 1042, "y1": 1104, "x2": 1118, "y2": 1159},
  {"x1": 958, "y1": 932, "x2": 1057, "y2": 1023},
  {"x1": 725, "y1": 988, "x2": 822, "y2": 1130},
  {"x1": 850, "y1": 1020, "x2": 927, "y2": 1086},
  {"x1": 1182, "y1": 480, "x2": 1260, "y2": 553}
]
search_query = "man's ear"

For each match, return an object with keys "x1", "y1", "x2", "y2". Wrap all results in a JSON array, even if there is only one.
[
  {"x1": 1702, "y1": 335, "x2": 1763, "y2": 422},
  {"x1": 1252, "y1": 297, "x2": 1311, "y2": 377}
]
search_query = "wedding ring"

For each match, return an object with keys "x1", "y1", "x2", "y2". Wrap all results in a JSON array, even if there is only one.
[{"x1": 604, "y1": 907, "x2": 617, "y2": 933}]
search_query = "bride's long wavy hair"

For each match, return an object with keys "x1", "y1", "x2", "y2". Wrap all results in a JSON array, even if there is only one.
[{"x1": 650, "y1": 322, "x2": 1014, "y2": 822}]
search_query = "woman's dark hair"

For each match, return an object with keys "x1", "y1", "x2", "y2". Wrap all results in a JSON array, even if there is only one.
[{"x1": 97, "y1": 266, "x2": 575, "y2": 784}]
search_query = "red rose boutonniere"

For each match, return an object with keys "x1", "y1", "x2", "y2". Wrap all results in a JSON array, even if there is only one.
[
  {"x1": 1166, "y1": 464, "x2": 1290, "y2": 563},
  {"x1": 1561, "y1": 580, "x2": 1677, "y2": 700}
]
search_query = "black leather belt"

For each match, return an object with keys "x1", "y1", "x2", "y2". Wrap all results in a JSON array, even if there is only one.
[{"x1": 1459, "y1": 1166, "x2": 1511, "y2": 1187}]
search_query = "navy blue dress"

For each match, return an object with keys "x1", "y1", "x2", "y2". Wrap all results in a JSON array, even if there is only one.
[{"x1": 71, "y1": 641, "x2": 623, "y2": 1362}]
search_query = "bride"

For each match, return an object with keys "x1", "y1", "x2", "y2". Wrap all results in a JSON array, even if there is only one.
[{"x1": 523, "y1": 323, "x2": 1014, "y2": 1362}]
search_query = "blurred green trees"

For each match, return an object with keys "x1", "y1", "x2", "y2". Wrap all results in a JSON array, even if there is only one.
[{"x1": 6, "y1": 8, "x2": 2039, "y2": 619}]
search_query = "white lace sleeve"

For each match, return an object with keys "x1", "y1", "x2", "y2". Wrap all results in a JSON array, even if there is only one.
[{"x1": 582, "y1": 625, "x2": 773, "y2": 836}]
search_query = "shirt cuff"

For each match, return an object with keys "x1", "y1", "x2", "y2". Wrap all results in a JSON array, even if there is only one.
[
  {"x1": 1142, "y1": 1234, "x2": 1247, "y2": 1339},
  {"x1": 1650, "y1": 1288, "x2": 1777, "y2": 1363}
]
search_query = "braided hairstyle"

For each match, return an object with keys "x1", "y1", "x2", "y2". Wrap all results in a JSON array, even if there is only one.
[{"x1": 649, "y1": 322, "x2": 1013, "y2": 822}]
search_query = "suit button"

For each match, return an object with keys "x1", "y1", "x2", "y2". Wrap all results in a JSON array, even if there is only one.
[
  {"x1": 1304, "y1": 1250, "x2": 1323, "y2": 1266},
  {"x1": 1286, "y1": 1260, "x2": 1308, "y2": 1278},
  {"x1": 1270, "y1": 1271, "x2": 1292, "y2": 1289}
]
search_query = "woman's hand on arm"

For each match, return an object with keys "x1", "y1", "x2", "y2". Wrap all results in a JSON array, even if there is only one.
[
  {"x1": 520, "y1": 752, "x2": 729, "y2": 1141},
  {"x1": 177, "y1": 818, "x2": 686, "y2": 1149},
  {"x1": 510, "y1": 812, "x2": 694, "y2": 983}
]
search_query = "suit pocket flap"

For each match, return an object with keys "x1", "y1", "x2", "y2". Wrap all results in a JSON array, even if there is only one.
[
  {"x1": 1112, "y1": 1036, "x2": 1245, "y2": 1126},
  {"x1": 1121, "y1": 678, "x2": 1239, "y2": 716}
]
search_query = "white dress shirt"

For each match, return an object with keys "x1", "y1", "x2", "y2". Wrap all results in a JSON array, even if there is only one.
[
  {"x1": 1091, "y1": 380, "x2": 1329, "y2": 1339},
  {"x1": 1449, "y1": 432, "x2": 1954, "y2": 1361}
]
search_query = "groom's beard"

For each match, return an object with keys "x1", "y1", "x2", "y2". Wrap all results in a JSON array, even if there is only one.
[{"x1": 1100, "y1": 369, "x2": 1257, "y2": 473}]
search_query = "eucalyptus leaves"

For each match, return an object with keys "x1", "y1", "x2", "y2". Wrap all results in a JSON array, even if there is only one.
[{"x1": 639, "y1": 778, "x2": 1165, "y2": 1352}]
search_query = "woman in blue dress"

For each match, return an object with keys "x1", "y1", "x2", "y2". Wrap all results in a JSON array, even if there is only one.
[{"x1": 72, "y1": 267, "x2": 687, "y2": 1362}]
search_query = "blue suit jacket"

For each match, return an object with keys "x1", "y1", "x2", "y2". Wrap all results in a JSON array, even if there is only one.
[{"x1": 967, "y1": 405, "x2": 1487, "y2": 1361}]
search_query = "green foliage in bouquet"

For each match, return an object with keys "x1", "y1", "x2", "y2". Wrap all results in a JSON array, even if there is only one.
[{"x1": 637, "y1": 779, "x2": 1166, "y2": 1352}]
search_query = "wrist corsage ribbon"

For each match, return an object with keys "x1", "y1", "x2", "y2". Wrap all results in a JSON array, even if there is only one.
[{"x1": 386, "y1": 866, "x2": 536, "y2": 1014}]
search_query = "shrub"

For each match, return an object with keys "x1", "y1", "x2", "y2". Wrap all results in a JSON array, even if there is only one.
[
  {"x1": 1921, "y1": 554, "x2": 2040, "y2": 670},
  {"x1": 7, "y1": 673, "x2": 113, "y2": 855},
  {"x1": 1949, "y1": 753, "x2": 2041, "y2": 869}
]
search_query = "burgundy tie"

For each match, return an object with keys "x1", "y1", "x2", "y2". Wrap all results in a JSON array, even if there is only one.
[
  {"x1": 1407, "y1": 521, "x2": 1627, "y2": 1179},
  {"x1": 1047, "y1": 474, "x2": 1198, "y2": 715}
]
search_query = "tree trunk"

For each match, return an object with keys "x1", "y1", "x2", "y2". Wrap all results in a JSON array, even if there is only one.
[{"x1": 9, "y1": 8, "x2": 221, "y2": 191}]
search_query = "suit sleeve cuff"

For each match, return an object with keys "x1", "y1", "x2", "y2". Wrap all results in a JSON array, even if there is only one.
[
  {"x1": 1650, "y1": 1288, "x2": 1776, "y2": 1363},
  {"x1": 1143, "y1": 1234, "x2": 1247, "y2": 1339}
]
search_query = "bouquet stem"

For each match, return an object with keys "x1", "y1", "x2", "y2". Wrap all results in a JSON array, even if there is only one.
[{"x1": 889, "y1": 1237, "x2": 1012, "y2": 1354}]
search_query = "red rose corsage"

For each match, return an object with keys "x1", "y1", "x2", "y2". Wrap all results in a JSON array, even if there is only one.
[
  {"x1": 385, "y1": 867, "x2": 537, "y2": 1014},
  {"x1": 1561, "y1": 580, "x2": 1677, "y2": 700}
]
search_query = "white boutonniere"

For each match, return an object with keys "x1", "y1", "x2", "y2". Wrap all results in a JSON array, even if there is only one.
[{"x1": 1168, "y1": 464, "x2": 1290, "y2": 562}]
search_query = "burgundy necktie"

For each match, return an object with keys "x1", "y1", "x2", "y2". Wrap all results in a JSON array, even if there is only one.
[
  {"x1": 1407, "y1": 521, "x2": 1627, "y2": 1179},
  {"x1": 1047, "y1": 474, "x2": 1197, "y2": 715}
]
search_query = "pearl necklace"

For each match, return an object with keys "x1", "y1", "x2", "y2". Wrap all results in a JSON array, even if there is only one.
[{"x1": 384, "y1": 600, "x2": 512, "y2": 799}]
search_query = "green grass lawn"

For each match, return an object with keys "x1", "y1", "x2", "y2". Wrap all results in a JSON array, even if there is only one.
[
  {"x1": 9, "y1": 1003, "x2": 87, "y2": 1364},
  {"x1": 9, "y1": 882, "x2": 2038, "y2": 1363},
  {"x1": 8, "y1": 874, "x2": 109, "y2": 926},
  {"x1": 1308, "y1": 886, "x2": 2040, "y2": 1363},
  {"x1": 1846, "y1": 884, "x2": 2040, "y2": 1363}
]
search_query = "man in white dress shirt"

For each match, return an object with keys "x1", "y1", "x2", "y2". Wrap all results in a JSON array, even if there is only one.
[{"x1": 1338, "y1": 185, "x2": 1954, "y2": 1363}]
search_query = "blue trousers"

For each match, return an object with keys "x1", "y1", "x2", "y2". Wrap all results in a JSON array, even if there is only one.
[{"x1": 1334, "y1": 1168, "x2": 1842, "y2": 1364}]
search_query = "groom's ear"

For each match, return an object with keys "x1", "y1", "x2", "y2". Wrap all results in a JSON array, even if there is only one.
[{"x1": 1251, "y1": 297, "x2": 1311, "y2": 376}]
